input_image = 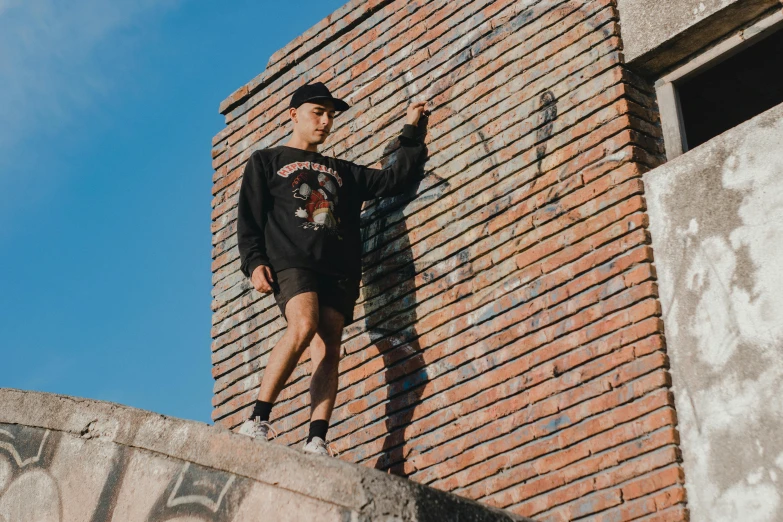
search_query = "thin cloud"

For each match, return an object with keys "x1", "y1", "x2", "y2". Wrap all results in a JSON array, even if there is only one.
[
  {"x1": 0, "y1": 0, "x2": 181, "y2": 159},
  {"x1": 0, "y1": 0, "x2": 182, "y2": 233}
]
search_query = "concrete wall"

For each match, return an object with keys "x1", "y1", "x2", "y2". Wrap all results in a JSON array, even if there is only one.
[
  {"x1": 616, "y1": 0, "x2": 781, "y2": 73},
  {"x1": 210, "y1": 1, "x2": 687, "y2": 520},
  {"x1": 644, "y1": 102, "x2": 783, "y2": 521},
  {"x1": 0, "y1": 388, "x2": 527, "y2": 522}
]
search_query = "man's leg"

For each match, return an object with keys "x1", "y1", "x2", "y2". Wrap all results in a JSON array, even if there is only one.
[
  {"x1": 255, "y1": 292, "x2": 320, "y2": 408},
  {"x1": 307, "y1": 305, "x2": 345, "y2": 443}
]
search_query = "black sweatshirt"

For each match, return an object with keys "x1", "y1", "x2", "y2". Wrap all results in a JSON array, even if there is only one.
[{"x1": 237, "y1": 124, "x2": 426, "y2": 281}]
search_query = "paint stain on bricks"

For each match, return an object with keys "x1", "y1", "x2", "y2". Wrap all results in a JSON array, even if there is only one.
[
  {"x1": 543, "y1": 415, "x2": 571, "y2": 435},
  {"x1": 401, "y1": 369, "x2": 429, "y2": 392},
  {"x1": 459, "y1": 364, "x2": 481, "y2": 381},
  {"x1": 600, "y1": 261, "x2": 618, "y2": 274},
  {"x1": 536, "y1": 90, "x2": 558, "y2": 173}
]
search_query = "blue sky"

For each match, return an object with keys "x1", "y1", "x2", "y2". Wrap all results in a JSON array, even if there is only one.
[{"x1": 0, "y1": 0, "x2": 347, "y2": 424}]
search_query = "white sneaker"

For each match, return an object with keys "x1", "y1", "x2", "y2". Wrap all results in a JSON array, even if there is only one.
[
  {"x1": 238, "y1": 417, "x2": 276, "y2": 442},
  {"x1": 302, "y1": 436, "x2": 336, "y2": 456}
]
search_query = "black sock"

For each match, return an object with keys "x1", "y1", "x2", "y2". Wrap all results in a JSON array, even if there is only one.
[
  {"x1": 307, "y1": 420, "x2": 329, "y2": 443},
  {"x1": 251, "y1": 401, "x2": 273, "y2": 422}
]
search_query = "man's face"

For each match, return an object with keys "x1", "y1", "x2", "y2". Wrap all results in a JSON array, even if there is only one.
[{"x1": 291, "y1": 100, "x2": 336, "y2": 144}]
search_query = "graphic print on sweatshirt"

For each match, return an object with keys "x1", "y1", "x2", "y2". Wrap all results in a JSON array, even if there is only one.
[{"x1": 277, "y1": 160, "x2": 344, "y2": 238}]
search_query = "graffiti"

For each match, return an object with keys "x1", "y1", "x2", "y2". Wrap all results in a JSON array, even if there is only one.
[
  {"x1": 0, "y1": 424, "x2": 62, "y2": 522},
  {"x1": 0, "y1": 425, "x2": 53, "y2": 468},
  {"x1": 88, "y1": 446, "x2": 131, "y2": 522},
  {"x1": 535, "y1": 90, "x2": 558, "y2": 173},
  {"x1": 0, "y1": 423, "x2": 248, "y2": 522},
  {"x1": 146, "y1": 461, "x2": 248, "y2": 522}
]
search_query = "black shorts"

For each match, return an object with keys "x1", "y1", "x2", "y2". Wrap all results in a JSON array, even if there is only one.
[{"x1": 272, "y1": 267, "x2": 361, "y2": 324}]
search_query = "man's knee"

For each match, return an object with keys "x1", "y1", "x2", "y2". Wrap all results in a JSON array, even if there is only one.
[
  {"x1": 315, "y1": 328, "x2": 341, "y2": 350},
  {"x1": 312, "y1": 336, "x2": 341, "y2": 365},
  {"x1": 315, "y1": 306, "x2": 345, "y2": 353},
  {"x1": 287, "y1": 318, "x2": 318, "y2": 346},
  {"x1": 284, "y1": 293, "x2": 320, "y2": 347},
  {"x1": 318, "y1": 306, "x2": 345, "y2": 346}
]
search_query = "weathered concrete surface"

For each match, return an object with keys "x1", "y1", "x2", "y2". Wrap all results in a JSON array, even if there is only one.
[
  {"x1": 617, "y1": 0, "x2": 781, "y2": 73},
  {"x1": 644, "y1": 102, "x2": 783, "y2": 521},
  {"x1": 0, "y1": 388, "x2": 530, "y2": 522}
]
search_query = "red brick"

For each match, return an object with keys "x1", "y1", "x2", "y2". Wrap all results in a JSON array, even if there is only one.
[{"x1": 210, "y1": 2, "x2": 680, "y2": 520}]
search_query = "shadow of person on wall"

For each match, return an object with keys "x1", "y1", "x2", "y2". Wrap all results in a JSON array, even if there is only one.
[{"x1": 361, "y1": 115, "x2": 431, "y2": 477}]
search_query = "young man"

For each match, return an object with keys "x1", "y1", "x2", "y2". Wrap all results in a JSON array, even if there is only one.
[{"x1": 236, "y1": 81, "x2": 428, "y2": 455}]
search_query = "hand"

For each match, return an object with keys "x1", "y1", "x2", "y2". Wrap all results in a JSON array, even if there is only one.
[
  {"x1": 251, "y1": 265, "x2": 275, "y2": 294},
  {"x1": 406, "y1": 101, "x2": 428, "y2": 126}
]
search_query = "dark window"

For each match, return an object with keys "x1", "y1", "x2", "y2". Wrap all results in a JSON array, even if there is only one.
[{"x1": 678, "y1": 28, "x2": 783, "y2": 149}]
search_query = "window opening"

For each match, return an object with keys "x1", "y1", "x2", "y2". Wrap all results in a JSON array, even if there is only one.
[{"x1": 677, "y1": 27, "x2": 783, "y2": 149}]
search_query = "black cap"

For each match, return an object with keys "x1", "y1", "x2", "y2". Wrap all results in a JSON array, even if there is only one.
[{"x1": 289, "y1": 82, "x2": 350, "y2": 112}]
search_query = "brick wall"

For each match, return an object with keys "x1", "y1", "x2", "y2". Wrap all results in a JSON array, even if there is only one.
[{"x1": 210, "y1": 1, "x2": 689, "y2": 520}]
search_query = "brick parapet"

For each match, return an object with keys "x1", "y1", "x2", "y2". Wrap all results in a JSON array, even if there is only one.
[{"x1": 210, "y1": 1, "x2": 688, "y2": 520}]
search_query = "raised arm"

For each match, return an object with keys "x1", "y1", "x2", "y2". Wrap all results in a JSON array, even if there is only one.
[
  {"x1": 354, "y1": 101, "x2": 428, "y2": 200},
  {"x1": 237, "y1": 151, "x2": 272, "y2": 279}
]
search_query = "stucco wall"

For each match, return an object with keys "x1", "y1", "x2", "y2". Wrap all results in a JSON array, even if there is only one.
[
  {"x1": 616, "y1": 0, "x2": 781, "y2": 73},
  {"x1": 644, "y1": 102, "x2": 783, "y2": 521}
]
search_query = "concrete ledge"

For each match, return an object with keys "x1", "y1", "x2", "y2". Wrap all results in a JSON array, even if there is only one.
[
  {"x1": 0, "y1": 388, "x2": 530, "y2": 521},
  {"x1": 617, "y1": 0, "x2": 781, "y2": 75}
]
